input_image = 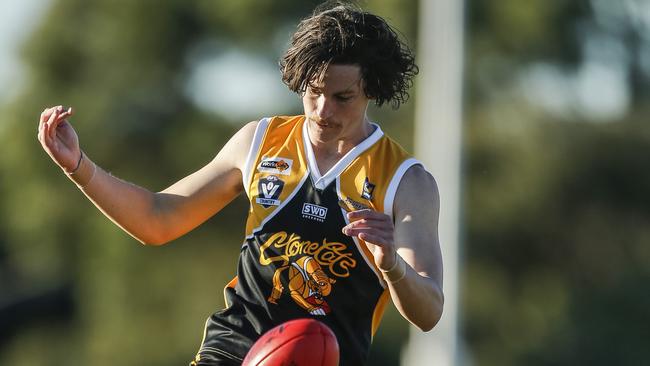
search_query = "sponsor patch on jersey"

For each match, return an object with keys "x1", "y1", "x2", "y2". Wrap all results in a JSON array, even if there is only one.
[
  {"x1": 256, "y1": 175, "x2": 284, "y2": 208},
  {"x1": 257, "y1": 157, "x2": 293, "y2": 175},
  {"x1": 302, "y1": 203, "x2": 328, "y2": 222},
  {"x1": 338, "y1": 197, "x2": 370, "y2": 212},
  {"x1": 361, "y1": 177, "x2": 376, "y2": 200}
]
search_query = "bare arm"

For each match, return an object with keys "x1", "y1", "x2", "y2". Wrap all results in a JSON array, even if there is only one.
[
  {"x1": 386, "y1": 166, "x2": 444, "y2": 331},
  {"x1": 343, "y1": 165, "x2": 444, "y2": 331},
  {"x1": 38, "y1": 105, "x2": 257, "y2": 245}
]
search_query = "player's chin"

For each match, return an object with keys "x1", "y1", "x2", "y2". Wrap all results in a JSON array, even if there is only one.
[{"x1": 312, "y1": 131, "x2": 340, "y2": 145}]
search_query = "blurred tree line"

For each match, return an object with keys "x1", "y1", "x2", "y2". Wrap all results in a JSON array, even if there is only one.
[
  {"x1": 463, "y1": 0, "x2": 650, "y2": 365},
  {"x1": 2, "y1": 0, "x2": 649, "y2": 365},
  {"x1": 0, "y1": 0, "x2": 416, "y2": 365}
]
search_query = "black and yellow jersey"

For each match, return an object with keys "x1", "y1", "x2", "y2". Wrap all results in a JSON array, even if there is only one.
[{"x1": 192, "y1": 115, "x2": 421, "y2": 366}]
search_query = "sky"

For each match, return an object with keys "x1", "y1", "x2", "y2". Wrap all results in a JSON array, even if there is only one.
[
  {"x1": 0, "y1": 0, "x2": 297, "y2": 121},
  {"x1": 2, "y1": 0, "x2": 644, "y2": 123},
  {"x1": 184, "y1": 43, "x2": 300, "y2": 122},
  {"x1": 0, "y1": 0, "x2": 51, "y2": 102}
]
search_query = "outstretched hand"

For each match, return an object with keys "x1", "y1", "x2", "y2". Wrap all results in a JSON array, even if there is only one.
[
  {"x1": 37, "y1": 105, "x2": 80, "y2": 172},
  {"x1": 342, "y1": 209, "x2": 398, "y2": 271}
]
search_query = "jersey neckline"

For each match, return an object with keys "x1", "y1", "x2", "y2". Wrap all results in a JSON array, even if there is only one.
[{"x1": 302, "y1": 117, "x2": 384, "y2": 190}]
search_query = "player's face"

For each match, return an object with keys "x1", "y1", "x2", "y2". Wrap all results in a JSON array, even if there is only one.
[{"x1": 302, "y1": 64, "x2": 370, "y2": 148}]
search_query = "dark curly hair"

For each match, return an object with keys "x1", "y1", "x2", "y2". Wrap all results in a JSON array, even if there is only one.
[{"x1": 280, "y1": 2, "x2": 418, "y2": 109}]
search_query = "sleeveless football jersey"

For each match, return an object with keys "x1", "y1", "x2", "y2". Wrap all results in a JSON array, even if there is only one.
[{"x1": 192, "y1": 115, "x2": 421, "y2": 366}]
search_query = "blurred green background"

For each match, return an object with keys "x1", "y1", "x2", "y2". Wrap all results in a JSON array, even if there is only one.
[{"x1": 1, "y1": 0, "x2": 649, "y2": 365}]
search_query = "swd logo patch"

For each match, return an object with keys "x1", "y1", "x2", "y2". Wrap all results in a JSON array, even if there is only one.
[
  {"x1": 302, "y1": 203, "x2": 328, "y2": 222},
  {"x1": 256, "y1": 175, "x2": 284, "y2": 208}
]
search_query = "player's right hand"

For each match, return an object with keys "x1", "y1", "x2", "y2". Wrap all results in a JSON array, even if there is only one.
[{"x1": 37, "y1": 105, "x2": 80, "y2": 172}]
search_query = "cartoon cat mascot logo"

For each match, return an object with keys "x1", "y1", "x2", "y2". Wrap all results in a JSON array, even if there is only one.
[{"x1": 267, "y1": 256, "x2": 336, "y2": 315}]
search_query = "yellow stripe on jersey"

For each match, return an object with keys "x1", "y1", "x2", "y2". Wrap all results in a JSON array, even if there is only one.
[
  {"x1": 371, "y1": 289, "x2": 392, "y2": 337},
  {"x1": 223, "y1": 276, "x2": 238, "y2": 308},
  {"x1": 244, "y1": 116, "x2": 309, "y2": 237}
]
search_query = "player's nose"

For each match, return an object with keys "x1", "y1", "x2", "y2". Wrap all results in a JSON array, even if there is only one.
[{"x1": 316, "y1": 95, "x2": 334, "y2": 120}]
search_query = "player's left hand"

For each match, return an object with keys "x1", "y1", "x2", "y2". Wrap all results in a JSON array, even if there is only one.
[{"x1": 342, "y1": 209, "x2": 397, "y2": 271}]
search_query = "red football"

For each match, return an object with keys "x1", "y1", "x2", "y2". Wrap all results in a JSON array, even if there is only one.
[{"x1": 242, "y1": 318, "x2": 339, "y2": 366}]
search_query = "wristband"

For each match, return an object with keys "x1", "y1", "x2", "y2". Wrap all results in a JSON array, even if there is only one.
[
  {"x1": 68, "y1": 151, "x2": 84, "y2": 174},
  {"x1": 65, "y1": 151, "x2": 97, "y2": 188},
  {"x1": 379, "y1": 251, "x2": 400, "y2": 273},
  {"x1": 78, "y1": 161, "x2": 97, "y2": 189},
  {"x1": 380, "y1": 252, "x2": 407, "y2": 284}
]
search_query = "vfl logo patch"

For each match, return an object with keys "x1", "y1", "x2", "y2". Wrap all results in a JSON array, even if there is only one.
[
  {"x1": 256, "y1": 175, "x2": 284, "y2": 208},
  {"x1": 361, "y1": 177, "x2": 375, "y2": 200},
  {"x1": 302, "y1": 203, "x2": 328, "y2": 222},
  {"x1": 258, "y1": 157, "x2": 293, "y2": 175}
]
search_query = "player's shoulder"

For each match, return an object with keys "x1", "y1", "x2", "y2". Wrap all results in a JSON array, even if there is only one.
[
  {"x1": 378, "y1": 130, "x2": 410, "y2": 153},
  {"x1": 403, "y1": 162, "x2": 436, "y2": 184},
  {"x1": 243, "y1": 115, "x2": 305, "y2": 136},
  {"x1": 267, "y1": 115, "x2": 305, "y2": 129},
  {"x1": 241, "y1": 119, "x2": 260, "y2": 132},
  {"x1": 270, "y1": 115, "x2": 304, "y2": 123},
  {"x1": 230, "y1": 120, "x2": 260, "y2": 145},
  {"x1": 396, "y1": 164, "x2": 439, "y2": 207}
]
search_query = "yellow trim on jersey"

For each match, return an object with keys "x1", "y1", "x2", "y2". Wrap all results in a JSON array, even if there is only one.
[
  {"x1": 336, "y1": 130, "x2": 414, "y2": 281},
  {"x1": 223, "y1": 276, "x2": 238, "y2": 308},
  {"x1": 191, "y1": 317, "x2": 211, "y2": 365},
  {"x1": 244, "y1": 116, "x2": 309, "y2": 237},
  {"x1": 337, "y1": 135, "x2": 411, "y2": 215},
  {"x1": 371, "y1": 289, "x2": 392, "y2": 337}
]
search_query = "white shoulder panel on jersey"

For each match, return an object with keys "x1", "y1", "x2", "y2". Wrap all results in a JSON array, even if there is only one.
[
  {"x1": 242, "y1": 117, "x2": 270, "y2": 197},
  {"x1": 383, "y1": 158, "x2": 423, "y2": 219}
]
